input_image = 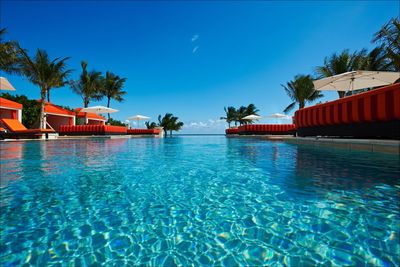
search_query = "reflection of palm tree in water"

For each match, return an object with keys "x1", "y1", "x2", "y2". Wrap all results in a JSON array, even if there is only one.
[{"x1": 272, "y1": 145, "x2": 278, "y2": 165}]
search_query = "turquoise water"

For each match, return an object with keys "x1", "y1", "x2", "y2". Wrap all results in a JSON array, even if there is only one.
[{"x1": 0, "y1": 136, "x2": 399, "y2": 266}]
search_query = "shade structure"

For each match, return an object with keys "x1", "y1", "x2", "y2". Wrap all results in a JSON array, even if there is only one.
[
  {"x1": 127, "y1": 115, "x2": 150, "y2": 128},
  {"x1": 242, "y1": 114, "x2": 262, "y2": 120},
  {"x1": 127, "y1": 115, "x2": 150, "y2": 121},
  {"x1": 313, "y1": 70, "x2": 400, "y2": 92},
  {"x1": 269, "y1": 113, "x2": 290, "y2": 119},
  {"x1": 0, "y1": 77, "x2": 16, "y2": 91},
  {"x1": 80, "y1": 106, "x2": 118, "y2": 114}
]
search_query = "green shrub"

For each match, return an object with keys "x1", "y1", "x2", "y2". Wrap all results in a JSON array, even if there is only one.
[{"x1": 107, "y1": 118, "x2": 126, "y2": 126}]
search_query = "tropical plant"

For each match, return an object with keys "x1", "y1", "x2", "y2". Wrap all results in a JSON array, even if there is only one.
[
  {"x1": 145, "y1": 121, "x2": 158, "y2": 129},
  {"x1": 236, "y1": 106, "x2": 249, "y2": 125},
  {"x1": 102, "y1": 71, "x2": 127, "y2": 119},
  {"x1": 157, "y1": 113, "x2": 184, "y2": 137},
  {"x1": 315, "y1": 49, "x2": 365, "y2": 98},
  {"x1": 221, "y1": 104, "x2": 260, "y2": 126},
  {"x1": 1, "y1": 93, "x2": 40, "y2": 128},
  {"x1": 220, "y1": 106, "x2": 237, "y2": 128},
  {"x1": 107, "y1": 118, "x2": 126, "y2": 126},
  {"x1": 373, "y1": 17, "x2": 400, "y2": 72},
  {"x1": 240, "y1": 103, "x2": 259, "y2": 125},
  {"x1": 0, "y1": 28, "x2": 22, "y2": 74},
  {"x1": 70, "y1": 61, "x2": 103, "y2": 108},
  {"x1": 282, "y1": 74, "x2": 323, "y2": 113},
  {"x1": 18, "y1": 49, "x2": 71, "y2": 128},
  {"x1": 360, "y1": 46, "x2": 392, "y2": 71}
]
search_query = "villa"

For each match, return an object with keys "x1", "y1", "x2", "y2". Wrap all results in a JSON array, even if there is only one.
[{"x1": 0, "y1": 97, "x2": 22, "y2": 123}]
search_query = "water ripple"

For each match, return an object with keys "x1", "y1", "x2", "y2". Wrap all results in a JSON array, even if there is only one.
[{"x1": 0, "y1": 136, "x2": 399, "y2": 266}]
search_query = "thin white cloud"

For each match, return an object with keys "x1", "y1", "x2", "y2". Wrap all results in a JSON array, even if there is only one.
[
  {"x1": 192, "y1": 46, "x2": 199, "y2": 53},
  {"x1": 185, "y1": 119, "x2": 225, "y2": 129},
  {"x1": 191, "y1": 34, "x2": 199, "y2": 42}
]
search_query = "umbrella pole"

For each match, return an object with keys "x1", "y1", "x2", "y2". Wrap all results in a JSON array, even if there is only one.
[{"x1": 350, "y1": 77, "x2": 354, "y2": 95}]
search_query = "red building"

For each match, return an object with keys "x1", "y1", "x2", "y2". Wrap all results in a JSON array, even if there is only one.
[
  {"x1": 43, "y1": 102, "x2": 76, "y2": 131},
  {"x1": 75, "y1": 108, "x2": 106, "y2": 125},
  {"x1": 0, "y1": 97, "x2": 23, "y2": 123}
]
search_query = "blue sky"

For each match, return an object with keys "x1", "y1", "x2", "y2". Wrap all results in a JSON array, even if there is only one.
[{"x1": 1, "y1": 1, "x2": 398, "y2": 133}]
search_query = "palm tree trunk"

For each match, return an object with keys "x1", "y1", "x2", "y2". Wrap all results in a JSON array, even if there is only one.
[
  {"x1": 170, "y1": 130, "x2": 172, "y2": 136},
  {"x1": 107, "y1": 97, "x2": 111, "y2": 120},
  {"x1": 84, "y1": 98, "x2": 89, "y2": 125},
  {"x1": 228, "y1": 122, "x2": 231, "y2": 128},
  {"x1": 164, "y1": 128, "x2": 167, "y2": 137},
  {"x1": 40, "y1": 89, "x2": 46, "y2": 129},
  {"x1": 47, "y1": 89, "x2": 50, "y2": 102}
]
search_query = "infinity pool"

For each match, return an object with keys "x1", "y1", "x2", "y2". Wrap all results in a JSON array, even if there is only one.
[{"x1": 1, "y1": 136, "x2": 399, "y2": 266}]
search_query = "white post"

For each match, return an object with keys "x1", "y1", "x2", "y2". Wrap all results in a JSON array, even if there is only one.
[
  {"x1": 17, "y1": 109, "x2": 22, "y2": 123},
  {"x1": 43, "y1": 113, "x2": 47, "y2": 129},
  {"x1": 155, "y1": 127, "x2": 164, "y2": 138}
]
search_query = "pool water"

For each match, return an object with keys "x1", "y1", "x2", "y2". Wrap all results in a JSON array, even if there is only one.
[{"x1": 0, "y1": 136, "x2": 399, "y2": 266}]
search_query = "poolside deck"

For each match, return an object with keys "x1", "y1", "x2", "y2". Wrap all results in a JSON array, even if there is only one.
[{"x1": 285, "y1": 137, "x2": 400, "y2": 154}]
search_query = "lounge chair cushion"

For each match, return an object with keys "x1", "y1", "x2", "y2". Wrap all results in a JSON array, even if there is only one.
[{"x1": 0, "y1": 119, "x2": 54, "y2": 133}]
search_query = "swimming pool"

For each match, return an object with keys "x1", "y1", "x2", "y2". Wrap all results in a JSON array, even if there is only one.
[{"x1": 1, "y1": 136, "x2": 399, "y2": 266}]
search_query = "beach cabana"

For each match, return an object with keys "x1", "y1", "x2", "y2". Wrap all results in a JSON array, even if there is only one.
[
  {"x1": 0, "y1": 97, "x2": 22, "y2": 123},
  {"x1": 42, "y1": 102, "x2": 76, "y2": 131},
  {"x1": 75, "y1": 108, "x2": 106, "y2": 125},
  {"x1": 294, "y1": 83, "x2": 400, "y2": 139}
]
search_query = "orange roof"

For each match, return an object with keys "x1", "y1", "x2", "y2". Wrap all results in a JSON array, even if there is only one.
[
  {"x1": 0, "y1": 97, "x2": 22, "y2": 109},
  {"x1": 41, "y1": 101, "x2": 76, "y2": 116},
  {"x1": 75, "y1": 108, "x2": 106, "y2": 121}
]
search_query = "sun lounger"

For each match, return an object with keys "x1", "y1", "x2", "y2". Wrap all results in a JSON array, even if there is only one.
[
  {"x1": 127, "y1": 129, "x2": 161, "y2": 135},
  {"x1": 236, "y1": 124, "x2": 296, "y2": 135},
  {"x1": 0, "y1": 118, "x2": 55, "y2": 139},
  {"x1": 58, "y1": 125, "x2": 127, "y2": 135},
  {"x1": 225, "y1": 128, "x2": 239, "y2": 135}
]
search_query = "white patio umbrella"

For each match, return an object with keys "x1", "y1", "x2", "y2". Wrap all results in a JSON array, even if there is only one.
[
  {"x1": 127, "y1": 115, "x2": 150, "y2": 128},
  {"x1": 268, "y1": 113, "x2": 291, "y2": 124},
  {"x1": 80, "y1": 106, "x2": 119, "y2": 114},
  {"x1": 269, "y1": 113, "x2": 290, "y2": 119},
  {"x1": 313, "y1": 70, "x2": 400, "y2": 92},
  {"x1": 0, "y1": 77, "x2": 16, "y2": 91},
  {"x1": 242, "y1": 114, "x2": 262, "y2": 121}
]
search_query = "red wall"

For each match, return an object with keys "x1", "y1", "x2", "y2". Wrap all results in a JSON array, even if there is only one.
[
  {"x1": 0, "y1": 108, "x2": 17, "y2": 120},
  {"x1": 46, "y1": 115, "x2": 73, "y2": 131}
]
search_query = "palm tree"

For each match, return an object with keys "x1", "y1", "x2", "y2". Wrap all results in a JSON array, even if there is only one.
[
  {"x1": 102, "y1": 71, "x2": 127, "y2": 120},
  {"x1": 220, "y1": 106, "x2": 237, "y2": 128},
  {"x1": 243, "y1": 103, "x2": 259, "y2": 125},
  {"x1": 235, "y1": 104, "x2": 259, "y2": 125},
  {"x1": 70, "y1": 61, "x2": 103, "y2": 108},
  {"x1": 315, "y1": 49, "x2": 365, "y2": 98},
  {"x1": 18, "y1": 49, "x2": 71, "y2": 129},
  {"x1": 236, "y1": 106, "x2": 248, "y2": 125},
  {"x1": 170, "y1": 120, "x2": 184, "y2": 136},
  {"x1": 145, "y1": 121, "x2": 158, "y2": 129},
  {"x1": 0, "y1": 28, "x2": 22, "y2": 74},
  {"x1": 282, "y1": 74, "x2": 323, "y2": 113},
  {"x1": 158, "y1": 113, "x2": 184, "y2": 137},
  {"x1": 360, "y1": 46, "x2": 392, "y2": 71},
  {"x1": 373, "y1": 17, "x2": 400, "y2": 72}
]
